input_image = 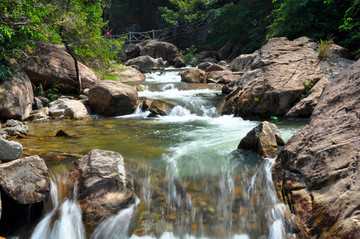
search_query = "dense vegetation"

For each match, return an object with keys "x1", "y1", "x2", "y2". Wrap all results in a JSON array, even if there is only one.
[
  {"x1": 0, "y1": 0, "x2": 122, "y2": 82},
  {"x1": 1, "y1": 0, "x2": 359, "y2": 82},
  {"x1": 160, "y1": 0, "x2": 360, "y2": 54}
]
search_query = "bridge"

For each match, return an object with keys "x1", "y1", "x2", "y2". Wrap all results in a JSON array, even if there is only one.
[{"x1": 107, "y1": 16, "x2": 216, "y2": 44}]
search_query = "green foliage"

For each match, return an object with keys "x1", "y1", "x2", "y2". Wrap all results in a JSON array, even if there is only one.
[
  {"x1": 254, "y1": 97, "x2": 260, "y2": 103},
  {"x1": 339, "y1": 0, "x2": 360, "y2": 56},
  {"x1": 317, "y1": 38, "x2": 334, "y2": 60},
  {"x1": 159, "y1": 0, "x2": 217, "y2": 26},
  {"x1": 267, "y1": 0, "x2": 359, "y2": 54},
  {"x1": 1, "y1": 0, "x2": 122, "y2": 84},
  {"x1": 206, "y1": 1, "x2": 273, "y2": 52},
  {"x1": 181, "y1": 45, "x2": 199, "y2": 65},
  {"x1": 300, "y1": 80, "x2": 314, "y2": 98}
]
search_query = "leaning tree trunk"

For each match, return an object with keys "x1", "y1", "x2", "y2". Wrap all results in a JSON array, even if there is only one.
[{"x1": 59, "y1": 0, "x2": 82, "y2": 95}]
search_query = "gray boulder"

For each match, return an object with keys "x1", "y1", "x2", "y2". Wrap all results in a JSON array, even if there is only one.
[
  {"x1": 49, "y1": 98, "x2": 89, "y2": 120},
  {"x1": 0, "y1": 155, "x2": 50, "y2": 204},
  {"x1": 0, "y1": 138, "x2": 23, "y2": 162},
  {"x1": 0, "y1": 70, "x2": 34, "y2": 121}
]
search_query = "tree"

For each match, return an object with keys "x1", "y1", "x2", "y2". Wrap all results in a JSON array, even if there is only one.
[
  {"x1": 0, "y1": 0, "x2": 123, "y2": 90},
  {"x1": 0, "y1": 0, "x2": 53, "y2": 81}
]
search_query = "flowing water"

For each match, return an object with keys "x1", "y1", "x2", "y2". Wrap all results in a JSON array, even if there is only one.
[{"x1": 14, "y1": 68, "x2": 307, "y2": 239}]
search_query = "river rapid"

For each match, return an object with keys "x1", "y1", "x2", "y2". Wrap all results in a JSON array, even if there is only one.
[{"x1": 14, "y1": 68, "x2": 307, "y2": 239}]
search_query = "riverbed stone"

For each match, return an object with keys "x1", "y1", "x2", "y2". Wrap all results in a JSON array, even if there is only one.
[
  {"x1": 49, "y1": 98, "x2": 89, "y2": 120},
  {"x1": 0, "y1": 155, "x2": 50, "y2": 204},
  {"x1": 222, "y1": 37, "x2": 354, "y2": 118},
  {"x1": 88, "y1": 80, "x2": 139, "y2": 116},
  {"x1": 70, "y1": 149, "x2": 135, "y2": 234},
  {"x1": 0, "y1": 138, "x2": 23, "y2": 162},
  {"x1": 181, "y1": 68, "x2": 206, "y2": 84},
  {"x1": 149, "y1": 99, "x2": 174, "y2": 116},
  {"x1": 0, "y1": 69, "x2": 34, "y2": 121},
  {"x1": 238, "y1": 121, "x2": 285, "y2": 158},
  {"x1": 20, "y1": 42, "x2": 98, "y2": 89},
  {"x1": 272, "y1": 59, "x2": 360, "y2": 238}
]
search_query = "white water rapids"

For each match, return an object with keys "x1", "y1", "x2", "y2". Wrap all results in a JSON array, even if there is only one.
[{"x1": 27, "y1": 69, "x2": 304, "y2": 239}]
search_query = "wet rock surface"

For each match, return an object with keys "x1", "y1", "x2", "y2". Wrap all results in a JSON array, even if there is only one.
[
  {"x1": 181, "y1": 68, "x2": 206, "y2": 84},
  {"x1": 69, "y1": 149, "x2": 135, "y2": 234},
  {"x1": 273, "y1": 59, "x2": 360, "y2": 238},
  {"x1": 238, "y1": 121, "x2": 285, "y2": 158}
]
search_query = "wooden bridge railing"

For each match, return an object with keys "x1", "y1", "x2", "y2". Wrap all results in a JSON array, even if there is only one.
[{"x1": 107, "y1": 16, "x2": 216, "y2": 44}]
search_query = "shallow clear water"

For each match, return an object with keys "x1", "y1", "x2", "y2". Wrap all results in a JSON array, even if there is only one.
[{"x1": 16, "y1": 69, "x2": 307, "y2": 239}]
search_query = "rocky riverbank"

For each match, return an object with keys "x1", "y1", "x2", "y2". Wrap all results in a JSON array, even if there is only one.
[{"x1": 0, "y1": 36, "x2": 358, "y2": 238}]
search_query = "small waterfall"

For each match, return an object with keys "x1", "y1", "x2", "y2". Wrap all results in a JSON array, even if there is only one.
[
  {"x1": 30, "y1": 177, "x2": 86, "y2": 239},
  {"x1": 90, "y1": 200, "x2": 138, "y2": 239}
]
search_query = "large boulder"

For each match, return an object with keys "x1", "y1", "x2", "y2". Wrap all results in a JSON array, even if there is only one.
[
  {"x1": 20, "y1": 42, "x2": 98, "y2": 89},
  {"x1": 49, "y1": 98, "x2": 89, "y2": 120},
  {"x1": 125, "y1": 55, "x2": 158, "y2": 73},
  {"x1": 0, "y1": 70, "x2": 34, "y2": 121},
  {"x1": 272, "y1": 59, "x2": 360, "y2": 238},
  {"x1": 238, "y1": 121, "x2": 285, "y2": 158},
  {"x1": 180, "y1": 68, "x2": 206, "y2": 84},
  {"x1": 88, "y1": 80, "x2": 139, "y2": 116},
  {"x1": 223, "y1": 37, "x2": 354, "y2": 118},
  {"x1": 0, "y1": 138, "x2": 23, "y2": 162},
  {"x1": 140, "y1": 40, "x2": 185, "y2": 67},
  {"x1": 70, "y1": 149, "x2": 135, "y2": 233},
  {"x1": 0, "y1": 156, "x2": 50, "y2": 205}
]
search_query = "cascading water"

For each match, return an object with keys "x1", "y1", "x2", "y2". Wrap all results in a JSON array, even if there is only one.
[
  {"x1": 21, "y1": 68, "x2": 307, "y2": 239},
  {"x1": 30, "y1": 177, "x2": 86, "y2": 239}
]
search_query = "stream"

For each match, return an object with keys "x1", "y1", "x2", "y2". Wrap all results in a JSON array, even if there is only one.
[{"x1": 14, "y1": 68, "x2": 307, "y2": 239}]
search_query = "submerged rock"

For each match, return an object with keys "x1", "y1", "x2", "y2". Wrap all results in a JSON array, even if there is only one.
[
  {"x1": 238, "y1": 121, "x2": 285, "y2": 158},
  {"x1": 70, "y1": 149, "x2": 135, "y2": 234},
  {"x1": 181, "y1": 68, "x2": 206, "y2": 84},
  {"x1": 0, "y1": 138, "x2": 23, "y2": 162},
  {"x1": 272, "y1": 59, "x2": 360, "y2": 238},
  {"x1": 88, "y1": 80, "x2": 139, "y2": 116}
]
